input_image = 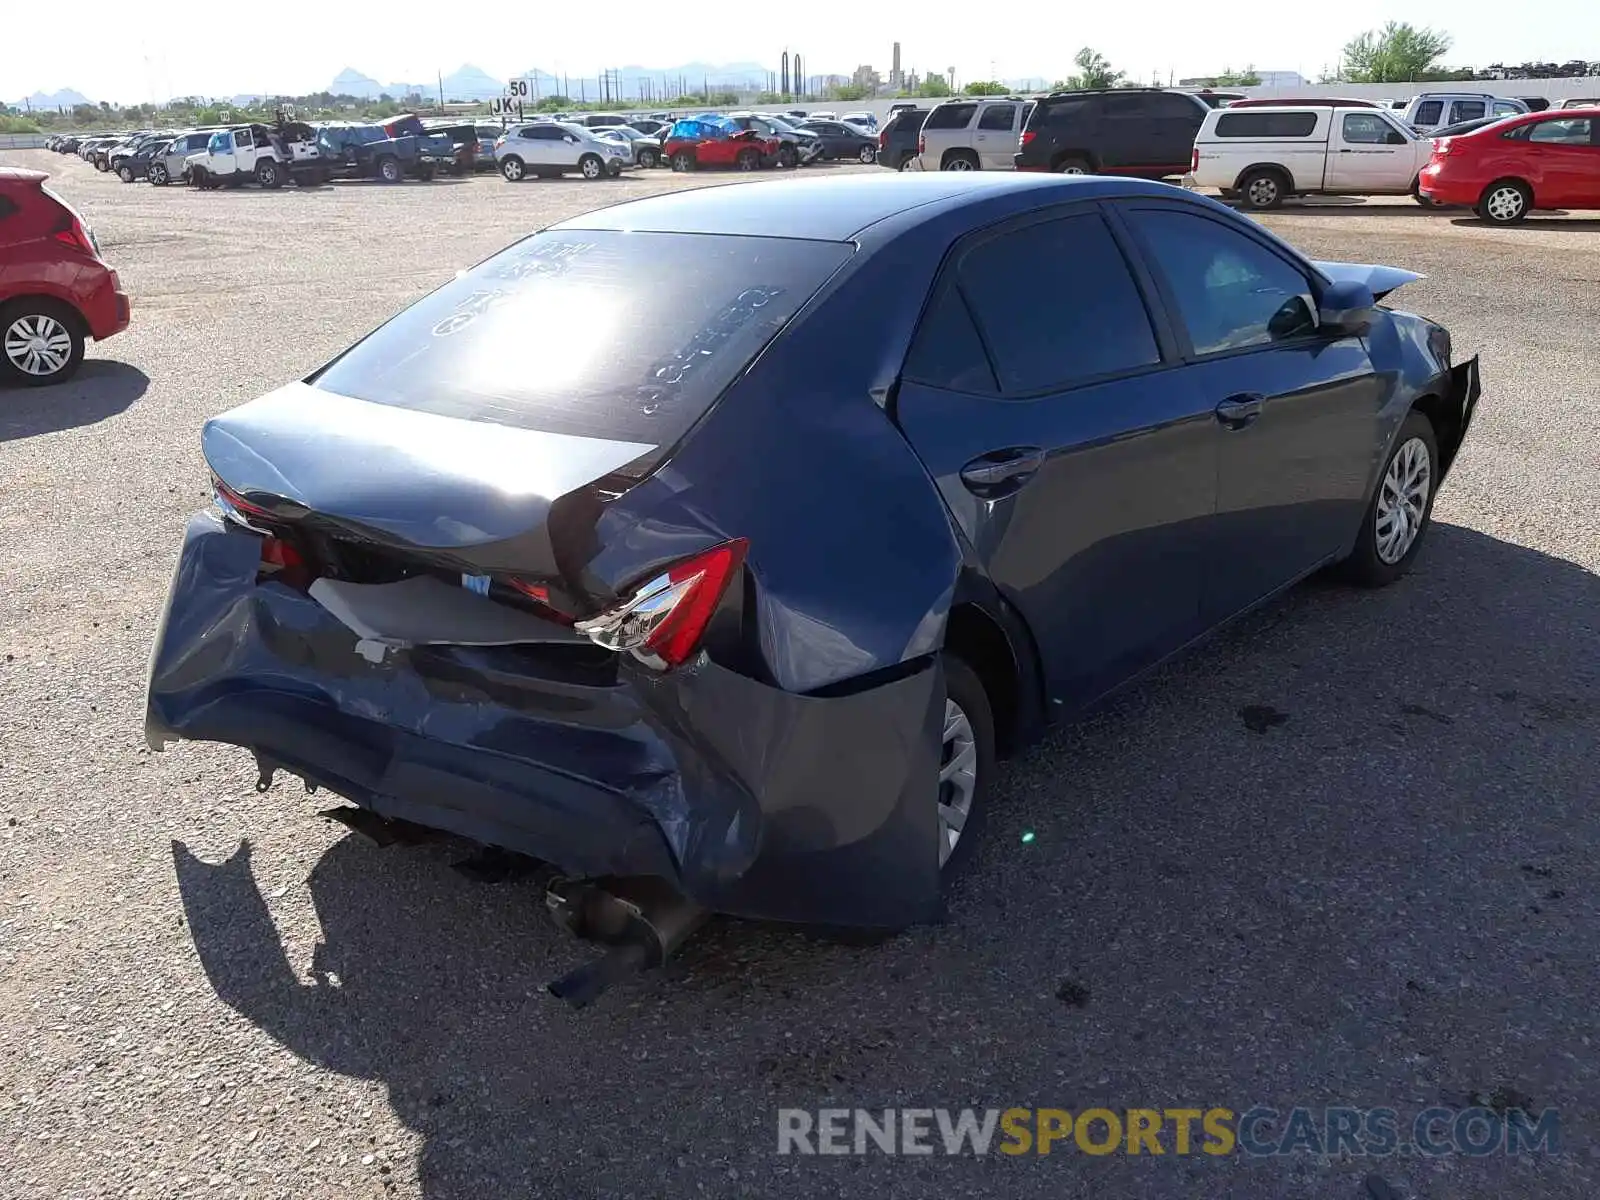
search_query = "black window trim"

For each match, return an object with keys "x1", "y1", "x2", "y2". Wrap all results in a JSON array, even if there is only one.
[
  {"x1": 1106, "y1": 197, "x2": 1334, "y2": 365},
  {"x1": 902, "y1": 200, "x2": 1184, "y2": 401}
]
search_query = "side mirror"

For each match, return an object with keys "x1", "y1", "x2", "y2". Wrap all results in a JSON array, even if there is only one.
[{"x1": 1317, "y1": 279, "x2": 1377, "y2": 335}]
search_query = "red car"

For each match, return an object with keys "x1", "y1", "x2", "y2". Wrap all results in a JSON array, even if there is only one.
[
  {"x1": 0, "y1": 168, "x2": 129, "y2": 386},
  {"x1": 662, "y1": 121, "x2": 779, "y2": 172},
  {"x1": 1418, "y1": 108, "x2": 1600, "y2": 224}
]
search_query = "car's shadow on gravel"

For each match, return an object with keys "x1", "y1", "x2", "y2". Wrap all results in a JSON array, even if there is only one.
[
  {"x1": 0, "y1": 359, "x2": 148, "y2": 441},
  {"x1": 173, "y1": 523, "x2": 1599, "y2": 1198}
]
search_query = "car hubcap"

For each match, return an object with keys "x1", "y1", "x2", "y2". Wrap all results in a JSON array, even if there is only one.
[
  {"x1": 1374, "y1": 436, "x2": 1432, "y2": 564},
  {"x1": 1487, "y1": 186, "x2": 1524, "y2": 221},
  {"x1": 1059, "y1": 164, "x2": 1085, "y2": 174},
  {"x1": 5, "y1": 314, "x2": 71, "y2": 377},
  {"x1": 1249, "y1": 178, "x2": 1278, "y2": 206},
  {"x1": 938, "y1": 698, "x2": 978, "y2": 868},
  {"x1": 584, "y1": 160, "x2": 600, "y2": 177},
  {"x1": 947, "y1": 158, "x2": 972, "y2": 171},
  {"x1": 505, "y1": 161, "x2": 521, "y2": 179},
  {"x1": 859, "y1": 146, "x2": 874, "y2": 162}
]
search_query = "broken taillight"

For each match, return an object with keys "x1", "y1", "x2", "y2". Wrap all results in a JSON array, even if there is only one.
[{"x1": 574, "y1": 539, "x2": 747, "y2": 670}]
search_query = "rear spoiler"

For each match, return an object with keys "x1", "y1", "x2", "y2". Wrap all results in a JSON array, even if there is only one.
[{"x1": 1313, "y1": 260, "x2": 1424, "y2": 302}]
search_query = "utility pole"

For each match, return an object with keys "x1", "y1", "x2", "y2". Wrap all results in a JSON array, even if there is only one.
[{"x1": 437, "y1": 70, "x2": 444, "y2": 112}]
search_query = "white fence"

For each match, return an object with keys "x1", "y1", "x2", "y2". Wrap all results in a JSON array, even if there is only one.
[{"x1": 0, "y1": 133, "x2": 50, "y2": 149}]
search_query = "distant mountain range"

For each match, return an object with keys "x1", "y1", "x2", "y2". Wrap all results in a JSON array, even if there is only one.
[
  {"x1": 13, "y1": 88, "x2": 94, "y2": 110},
  {"x1": 328, "y1": 61, "x2": 779, "y2": 103}
]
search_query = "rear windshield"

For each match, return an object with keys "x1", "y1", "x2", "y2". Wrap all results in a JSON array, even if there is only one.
[{"x1": 312, "y1": 230, "x2": 853, "y2": 444}]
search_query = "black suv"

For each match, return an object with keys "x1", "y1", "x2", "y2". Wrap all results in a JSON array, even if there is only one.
[
  {"x1": 875, "y1": 106, "x2": 928, "y2": 170},
  {"x1": 1014, "y1": 88, "x2": 1208, "y2": 178}
]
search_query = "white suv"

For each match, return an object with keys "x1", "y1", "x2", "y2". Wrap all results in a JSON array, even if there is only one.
[
  {"x1": 1402, "y1": 93, "x2": 1528, "y2": 132},
  {"x1": 915, "y1": 97, "x2": 1033, "y2": 171},
  {"x1": 495, "y1": 122, "x2": 631, "y2": 182}
]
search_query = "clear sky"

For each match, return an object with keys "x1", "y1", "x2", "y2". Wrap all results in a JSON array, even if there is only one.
[{"x1": 4, "y1": 0, "x2": 1596, "y2": 102}]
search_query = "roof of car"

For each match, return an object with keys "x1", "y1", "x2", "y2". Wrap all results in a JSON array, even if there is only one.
[{"x1": 554, "y1": 173, "x2": 1183, "y2": 242}]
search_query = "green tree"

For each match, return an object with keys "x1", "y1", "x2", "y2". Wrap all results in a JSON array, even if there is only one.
[
  {"x1": 963, "y1": 80, "x2": 1009, "y2": 96},
  {"x1": 1210, "y1": 66, "x2": 1262, "y2": 87},
  {"x1": 534, "y1": 95, "x2": 571, "y2": 111},
  {"x1": 711, "y1": 90, "x2": 740, "y2": 106},
  {"x1": 828, "y1": 84, "x2": 867, "y2": 102},
  {"x1": 915, "y1": 76, "x2": 952, "y2": 99},
  {"x1": 1340, "y1": 22, "x2": 1453, "y2": 83},
  {"x1": 1060, "y1": 48, "x2": 1124, "y2": 91}
]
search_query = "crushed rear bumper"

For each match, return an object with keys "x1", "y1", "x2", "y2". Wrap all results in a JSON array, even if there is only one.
[{"x1": 145, "y1": 512, "x2": 944, "y2": 929}]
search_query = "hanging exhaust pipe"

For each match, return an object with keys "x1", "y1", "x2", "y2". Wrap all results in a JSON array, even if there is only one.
[{"x1": 544, "y1": 876, "x2": 709, "y2": 1008}]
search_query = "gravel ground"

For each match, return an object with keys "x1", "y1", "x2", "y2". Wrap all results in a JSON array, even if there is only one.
[{"x1": 1, "y1": 152, "x2": 1596, "y2": 1200}]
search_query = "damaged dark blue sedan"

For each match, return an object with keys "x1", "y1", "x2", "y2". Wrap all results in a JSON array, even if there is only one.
[{"x1": 146, "y1": 173, "x2": 1480, "y2": 933}]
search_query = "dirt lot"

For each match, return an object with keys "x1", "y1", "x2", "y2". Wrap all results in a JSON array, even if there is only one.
[{"x1": 2, "y1": 152, "x2": 1597, "y2": 1200}]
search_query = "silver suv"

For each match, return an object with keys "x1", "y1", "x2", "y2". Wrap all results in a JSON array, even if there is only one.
[
  {"x1": 915, "y1": 97, "x2": 1034, "y2": 171},
  {"x1": 494, "y1": 121, "x2": 632, "y2": 181}
]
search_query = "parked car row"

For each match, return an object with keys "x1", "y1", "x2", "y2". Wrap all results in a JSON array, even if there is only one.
[{"x1": 877, "y1": 89, "x2": 1600, "y2": 224}]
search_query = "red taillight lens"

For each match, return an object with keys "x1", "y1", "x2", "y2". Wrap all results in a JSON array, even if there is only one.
[
  {"x1": 1021, "y1": 130, "x2": 1036, "y2": 148},
  {"x1": 260, "y1": 536, "x2": 303, "y2": 569},
  {"x1": 878, "y1": 130, "x2": 888, "y2": 149},
  {"x1": 1191, "y1": 147, "x2": 1199, "y2": 172},
  {"x1": 918, "y1": 134, "x2": 926, "y2": 154},
  {"x1": 213, "y1": 477, "x2": 277, "y2": 525},
  {"x1": 52, "y1": 216, "x2": 95, "y2": 256},
  {"x1": 574, "y1": 539, "x2": 748, "y2": 670}
]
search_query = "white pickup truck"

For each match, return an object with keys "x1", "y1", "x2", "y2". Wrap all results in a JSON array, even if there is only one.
[
  {"x1": 186, "y1": 122, "x2": 329, "y2": 189},
  {"x1": 1191, "y1": 105, "x2": 1437, "y2": 209}
]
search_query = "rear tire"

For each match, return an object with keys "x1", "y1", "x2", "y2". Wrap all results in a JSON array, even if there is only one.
[
  {"x1": 500, "y1": 155, "x2": 525, "y2": 182},
  {"x1": 938, "y1": 654, "x2": 995, "y2": 879},
  {"x1": 1335, "y1": 411, "x2": 1440, "y2": 587},
  {"x1": 256, "y1": 159, "x2": 282, "y2": 189},
  {"x1": 1476, "y1": 179, "x2": 1531, "y2": 225},
  {"x1": 1, "y1": 299, "x2": 86, "y2": 387},
  {"x1": 941, "y1": 150, "x2": 979, "y2": 171},
  {"x1": 1055, "y1": 156, "x2": 1090, "y2": 175},
  {"x1": 377, "y1": 156, "x2": 401, "y2": 183},
  {"x1": 1239, "y1": 168, "x2": 1287, "y2": 210}
]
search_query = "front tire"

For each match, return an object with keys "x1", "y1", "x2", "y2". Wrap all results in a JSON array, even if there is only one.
[
  {"x1": 735, "y1": 148, "x2": 760, "y2": 171},
  {"x1": 1, "y1": 300, "x2": 85, "y2": 387},
  {"x1": 671, "y1": 150, "x2": 695, "y2": 172},
  {"x1": 149, "y1": 162, "x2": 169, "y2": 186},
  {"x1": 857, "y1": 144, "x2": 876, "y2": 164},
  {"x1": 117, "y1": 164, "x2": 134, "y2": 183},
  {"x1": 637, "y1": 147, "x2": 659, "y2": 169},
  {"x1": 579, "y1": 153, "x2": 605, "y2": 180},
  {"x1": 1337, "y1": 411, "x2": 1439, "y2": 587},
  {"x1": 1477, "y1": 179, "x2": 1531, "y2": 225},
  {"x1": 938, "y1": 654, "x2": 995, "y2": 878},
  {"x1": 1239, "y1": 169, "x2": 1287, "y2": 210},
  {"x1": 777, "y1": 143, "x2": 798, "y2": 168}
]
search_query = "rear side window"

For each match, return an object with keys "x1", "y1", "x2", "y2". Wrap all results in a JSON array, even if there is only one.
[
  {"x1": 924, "y1": 103, "x2": 977, "y2": 130},
  {"x1": 1528, "y1": 117, "x2": 1592, "y2": 144},
  {"x1": 1413, "y1": 100, "x2": 1444, "y2": 125},
  {"x1": 313, "y1": 231, "x2": 853, "y2": 445},
  {"x1": 1451, "y1": 101, "x2": 1486, "y2": 122},
  {"x1": 978, "y1": 104, "x2": 1017, "y2": 131},
  {"x1": 1149, "y1": 94, "x2": 1205, "y2": 120},
  {"x1": 903, "y1": 286, "x2": 998, "y2": 394},
  {"x1": 1041, "y1": 98, "x2": 1091, "y2": 127},
  {"x1": 1215, "y1": 111, "x2": 1318, "y2": 138},
  {"x1": 955, "y1": 213, "x2": 1159, "y2": 394}
]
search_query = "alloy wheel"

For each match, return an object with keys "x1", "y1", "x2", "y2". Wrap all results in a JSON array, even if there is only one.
[
  {"x1": 502, "y1": 158, "x2": 523, "y2": 181},
  {"x1": 938, "y1": 698, "x2": 979, "y2": 868},
  {"x1": 944, "y1": 156, "x2": 974, "y2": 172},
  {"x1": 4, "y1": 313, "x2": 73, "y2": 378},
  {"x1": 1485, "y1": 185, "x2": 1526, "y2": 223},
  {"x1": 582, "y1": 156, "x2": 602, "y2": 179},
  {"x1": 858, "y1": 145, "x2": 875, "y2": 163},
  {"x1": 1374, "y1": 436, "x2": 1432, "y2": 564}
]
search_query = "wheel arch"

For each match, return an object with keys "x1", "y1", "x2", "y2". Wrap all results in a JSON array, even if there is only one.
[
  {"x1": 941, "y1": 577, "x2": 1048, "y2": 759},
  {"x1": 0, "y1": 290, "x2": 88, "y2": 339},
  {"x1": 941, "y1": 146, "x2": 980, "y2": 168},
  {"x1": 1480, "y1": 175, "x2": 1534, "y2": 208},
  {"x1": 1049, "y1": 148, "x2": 1099, "y2": 171},
  {"x1": 1234, "y1": 162, "x2": 1295, "y2": 193}
]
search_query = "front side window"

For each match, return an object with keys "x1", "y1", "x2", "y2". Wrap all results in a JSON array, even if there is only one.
[
  {"x1": 208, "y1": 132, "x2": 227, "y2": 153},
  {"x1": 977, "y1": 104, "x2": 1016, "y2": 131},
  {"x1": 1342, "y1": 113, "x2": 1393, "y2": 144},
  {"x1": 955, "y1": 213, "x2": 1160, "y2": 394},
  {"x1": 1528, "y1": 117, "x2": 1592, "y2": 144},
  {"x1": 1126, "y1": 209, "x2": 1316, "y2": 356}
]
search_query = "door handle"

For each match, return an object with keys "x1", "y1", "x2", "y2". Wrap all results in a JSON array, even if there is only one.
[
  {"x1": 1214, "y1": 393, "x2": 1265, "y2": 429},
  {"x1": 959, "y1": 447, "x2": 1046, "y2": 496}
]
